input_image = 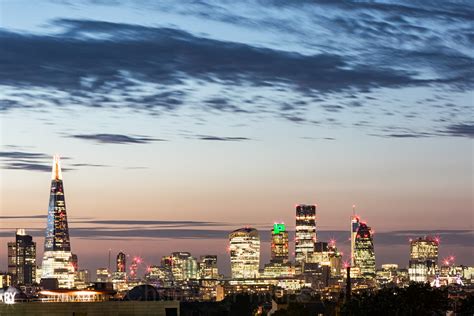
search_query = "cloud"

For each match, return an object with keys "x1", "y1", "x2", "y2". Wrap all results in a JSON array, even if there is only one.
[
  {"x1": 0, "y1": 215, "x2": 46, "y2": 219},
  {"x1": 440, "y1": 123, "x2": 474, "y2": 138},
  {"x1": 68, "y1": 133, "x2": 165, "y2": 144},
  {"x1": 0, "y1": 151, "x2": 49, "y2": 159},
  {"x1": 197, "y1": 135, "x2": 251, "y2": 141}
]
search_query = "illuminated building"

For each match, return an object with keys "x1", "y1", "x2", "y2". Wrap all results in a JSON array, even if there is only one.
[
  {"x1": 353, "y1": 222, "x2": 376, "y2": 279},
  {"x1": 117, "y1": 252, "x2": 126, "y2": 273},
  {"x1": 41, "y1": 155, "x2": 75, "y2": 289},
  {"x1": 295, "y1": 204, "x2": 316, "y2": 263},
  {"x1": 350, "y1": 205, "x2": 360, "y2": 267},
  {"x1": 199, "y1": 255, "x2": 219, "y2": 279},
  {"x1": 229, "y1": 228, "x2": 260, "y2": 279},
  {"x1": 129, "y1": 257, "x2": 142, "y2": 280},
  {"x1": 376, "y1": 264, "x2": 399, "y2": 285},
  {"x1": 262, "y1": 262, "x2": 299, "y2": 278},
  {"x1": 7, "y1": 229, "x2": 36, "y2": 285},
  {"x1": 96, "y1": 268, "x2": 110, "y2": 282},
  {"x1": 75, "y1": 269, "x2": 90, "y2": 290},
  {"x1": 168, "y1": 252, "x2": 199, "y2": 281},
  {"x1": 0, "y1": 274, "x2": 12, "y2": 287},
  {"x1": 408, "y1": 236, "x2": 439, "y2": 282},
  {"x1": 271, "y1": 223, "x2": 289, "y2": 263}
]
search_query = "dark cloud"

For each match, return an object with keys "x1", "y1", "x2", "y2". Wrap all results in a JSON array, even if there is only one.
[
  {"x1": 68, "y1": 133, "x2": 165, "y2": 144},
  {"x1": 197, "y1": 135, "x2": 250, "y2": 141},
  {"x1": 0, "y1": 215, "x2": 46, "y2": 219},
  {"x1": 440, "y1": 123, "x2": 474, "y2": 138},
  {"x1": 0, "y1": 151, "x2": 49, "y2": 159},
  {"x1": 75, "y1": 219, "x2": 224, "y2": 227}
]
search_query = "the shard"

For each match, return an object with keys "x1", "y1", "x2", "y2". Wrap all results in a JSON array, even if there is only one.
[{"x1": 41, "y1": 155, "x2": 75, "y2": 288}]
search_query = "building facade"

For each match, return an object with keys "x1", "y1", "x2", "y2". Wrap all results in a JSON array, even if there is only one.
[
  {"x1": 41, "y1": 155, "x2": 75, "y2": 288},
  {"x1": 271, "y1": 223, "x2": 289, "y2": 263},
  {"x1": 117, "y1": 252, "x2": 126, "y2": 273},
  {"x1": 295, "y1": 204, "x2": 317, "y2": 263},
  {"x1": 408, "y1": 236, "x2": 439, "y2": 282},
  {"x1": 350, "y1": 211, "x2": 360, "y2": 267},
  {"x1": 229, "y1": 228, "x2": 260, "y2": 279},
  {"x1": 353, "y1": 222, "x2": 376, "y2": 278},
  {"x1": 199, "y1": 255, "x2": 219, "y2": 279},
  {"x1": 7, "y1": 229, "x2": 36, "y2": 285}
]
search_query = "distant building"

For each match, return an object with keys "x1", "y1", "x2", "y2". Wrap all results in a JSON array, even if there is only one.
[
  {"x1": 229, "y1": 228, "x2": 260, "y2": 279},
  {"x1": 295, "y1": 204, "x2": 316, "y2": 263},
  {"x1": 96, "y1": 268, "x2": 110, "y2": 282},
  {"x1": 7, "y1": 228, "x2": 36, "y2": 285},
  {"x1": 117, "y1": 252, "x2": 126, "y2": 273},
  {"x1": 170, "y1": 252, "x2": 199, "y2": 281},
  {"x1": 41, "y1": 155, "x2": 75, "y2": 288},
  {"x1": 408, "y1": 236, "x2": 439, "y2": 282},
  {"x1": 199, "y1": 255, "x2": 219, "y2": 279},
  {"x1": 353, "y1": 222, "x2": 376, "y2": 278},
  {"x1": 350, "y1": 207, "x2": 360, "y2": 267},
  {"x1": 271, "y1": 223, "x2": 289, "y2": 263}
]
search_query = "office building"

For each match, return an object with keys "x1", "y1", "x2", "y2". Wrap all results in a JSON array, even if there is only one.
[
  {"x1": 117, "y1": 252, "x2": 126, "y2": 273},
  {"x1": 271, "y1": 223, "x2": 289, "y2": 263},
  {"x1": 41, "y1": 155, "x2": 75, "y2": 288},
  {"x1": 353, "y1": 222, "x2": 376, "y2": 278},
  {"x1": 199, "y1": 255, "x2": 219, "y2": 279},
  {"x1": 229, "y1": 228, "x2": 260, "y2": 279},
  {"x1": 408, "y1": 236, "x2": 439, "y2": 282},
  {"x1": 7, "y1": 229, "x2": 36, "y2": 285},
  {"x1": 295, "y1": 204, "x2": 316, "y2": 263}
]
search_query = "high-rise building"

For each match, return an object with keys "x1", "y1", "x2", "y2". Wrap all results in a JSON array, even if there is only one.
[
  {"x1": 7, "y1": 229, "x2": 36, "y2": 285},
  {"x1": 229, "y1": 228, "x2": 260, "y2": 279},
  {"x1": 41, "y1": 155, "x2": 75, "y2": 288},
  {"x1": 169, "y1": 252, "x2": 199, "y2": 281},
  {"x1": 199, "y1": 255, "x2": 219, "y2": 279},
  {"x1": 353, "y1": 222, "x2": 376, "y2": 278},
  {"x1": 116, "y1": 252, "x2": 126, "y2": 273},
  {"x1": 350, "y1": 206, "x2": 360, "y2": 267},
  {"x1": 408, "y1": 236, "x2": 439, "y2": 282},
  {"x1": 271, "y1": 223, "x2": 289, "y2": 263},
  {"x1": 96, "y1": 268, "x2": 110, "y2": 282},
  {"x1": 295, "y1": 204, "x2": 316, "y2": 263}
]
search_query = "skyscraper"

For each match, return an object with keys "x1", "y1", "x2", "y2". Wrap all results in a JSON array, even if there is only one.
[
  {"x1": 350, "y1": 205, "x2": 360, "y2": 267},
  {"x1": 295, "y1": 204, "x2": 316, "y2": 263},
  {"x1": 408, "y1": 236, "x2": 439, "y2": 282},
  {"x1": 41, "y1": 155, "x2": 75, "y2": 288},
  {"x1": 199, "y1": 255, "x2": 219, "y2": 279},
  {"x1": 353, "y1": 222, "x2": 376, "y2": 278},
  {"x1": 116, "y1": 252, "x2": 126, "y2": 273},
  {"x1": 229, "y1": 228, "x2": 260, "y2": 279},
  {"x1": 7, "y1": 229, "x2": 36, "y2": 285},
  {"x1": 271, "y1": 223, "x2": 289, "y2": 263}
]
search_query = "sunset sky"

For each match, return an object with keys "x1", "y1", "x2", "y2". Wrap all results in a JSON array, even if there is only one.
[{"x1": 0, "y1": 0, "x2": 472, "y2": 275}]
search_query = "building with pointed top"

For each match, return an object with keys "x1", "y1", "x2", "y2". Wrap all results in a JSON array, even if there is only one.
[
  {"x1": 41, "y1": 155, "x2": 75, "y2": 288},
  {"x1": 353, "y1": 222, "x2": 376, "y2": 279}
]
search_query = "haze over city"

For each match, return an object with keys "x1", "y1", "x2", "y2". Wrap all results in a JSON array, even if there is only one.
[{"x1": 1, "y1": 0, "x2": 473, "y2": 277}]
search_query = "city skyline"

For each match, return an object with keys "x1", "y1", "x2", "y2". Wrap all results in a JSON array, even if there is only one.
[
  {"x1": 1, "y1": 155, "x2": 472, "y2": 278},
  {"x1": 1, "y1": 0, "x2": 473, "y2": 280}
]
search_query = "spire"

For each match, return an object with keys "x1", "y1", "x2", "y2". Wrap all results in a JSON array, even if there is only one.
[
  {"x1": 352, "y1": 204, "x2": 356, "y2": 216},
  {"x1": 51, "y1": 154, "x2": 62, "y2": 180}
]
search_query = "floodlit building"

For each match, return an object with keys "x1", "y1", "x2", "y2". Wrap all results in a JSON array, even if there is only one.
[
  {"x1": 116, "y1": 252, "x2": 126, "y2": 273},
  {"x1": 353, "y1": 222, "x2": 376, "y2": 279},
  {"x1": 408, "y1": 236, "x2": 439, "y2": 282},
  {"x1": 96, "y1": 268, "x2": 110, "y2": 282},
  {"x1": 7, "y1": 229, "x2": 36, "y2": 286},
  {"x1": 350, "y1": 207, "x2": 360, "y2": 267},
  {"x1": 295, "y1": 204, "x2": 317, "y2": 263},
  {"x1": 41, "y1": 155, "x2": 75, "y2": 289},
  {"x1": 199, "y1": 255, "x2": 219, "y2": 279},
  {"x1": 229, "y1": 228, "x2": 260, "y2": 279},
  {"x1": 271, "y1": 223, "x2": 289, "y2": 263},
  {"x1": 170, "y1": 252, "x2": 199, "y2": 281}
]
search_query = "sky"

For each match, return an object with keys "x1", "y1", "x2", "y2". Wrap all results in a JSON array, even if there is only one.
[{"x1": 0, "y1": 0, "x2": 473, "y2": 276}]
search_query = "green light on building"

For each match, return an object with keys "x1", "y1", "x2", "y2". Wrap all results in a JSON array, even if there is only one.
[{"x1": 273, "y1": 223, "x2": 286, "y2": 234}]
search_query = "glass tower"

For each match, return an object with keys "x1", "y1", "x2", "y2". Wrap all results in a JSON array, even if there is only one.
[
  {"x1": 41, "y1": 155, "x2": 75, "y2": 288},
  {"x1": 7, "y1": 229, "x2": 36, "y2": 285},
  {"x1": 353, "y1": 222, "x2": 376, "y2": 278},
  {"x1": 408, "y1": 236, "x2": 439, "y2": 282},
  {"x1": 117, "y1": 252, "x2": 126, "y2": 273},
  {"x1": 295, "y1": 204, "x2": 316, "y2": 263},
  {"x1": 271, "y1": 223, "x2": 289, "y2": 263},
  {"x1": 229, "y1": 228, "x2": 260, "y2": 279}
]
